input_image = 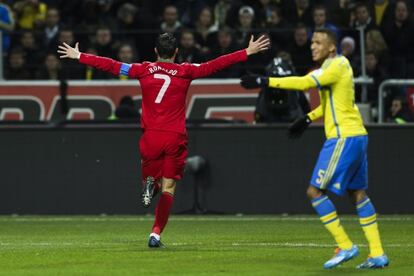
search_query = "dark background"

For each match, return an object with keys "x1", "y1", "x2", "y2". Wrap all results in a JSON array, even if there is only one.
[{"x1": 0, "y1": 124, "x2": 412, "y2": 215}]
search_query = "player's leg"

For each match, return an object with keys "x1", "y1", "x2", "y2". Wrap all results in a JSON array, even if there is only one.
[
  {"x1": 149, "y1": 177, "x2": 176, "y2": 248},
  {"x1": 139, "y1": 131, "x2": 163, "y2": 207},
  {"x1": 346, "y1": 154, "x2": 388, "y2": 268},
  {"x1": 308, "y1": 138, "x2": 357, "y2": 269},
  {"x1": 148, "y1": 132, "x2": 188, "y2": 248}
]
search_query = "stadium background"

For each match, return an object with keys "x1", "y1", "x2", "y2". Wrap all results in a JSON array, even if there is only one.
[
  {"x1": 1, "y1": 1, "x2": 414, "y2": 275},
  {"x1": 0, "y1": 0, "x2": 413, "y2": 214}
]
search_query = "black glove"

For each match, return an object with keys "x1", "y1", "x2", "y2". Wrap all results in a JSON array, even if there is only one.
[
  {"x1": 240, "y1": 75, "x2": 269, "y2": 89},
  {"x1": 288, "y1": 115, "x2": 312, "y2": 139}
]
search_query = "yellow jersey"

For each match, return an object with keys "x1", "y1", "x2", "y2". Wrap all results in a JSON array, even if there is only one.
[{"x1": 268, "y1": 55, "x2": 367, "y2": 139}]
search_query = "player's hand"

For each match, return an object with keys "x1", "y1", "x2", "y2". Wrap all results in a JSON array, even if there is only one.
[
  {"x1": 58, "y1": 42, "x2": 81, "y2": 59},
  {"x1": 240, "y1": 75, "x2": 269, "y2": 89},
  {"x1": 288, "y1": 115, "x2": 312, "y2": 139},
  {"x1": 246, "y1": 35, "x2": 270, "y2": 55}
]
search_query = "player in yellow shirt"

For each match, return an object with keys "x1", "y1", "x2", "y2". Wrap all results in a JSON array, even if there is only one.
[{"x1": 241, "y1": 29, "x2": 389, "y2": 269}]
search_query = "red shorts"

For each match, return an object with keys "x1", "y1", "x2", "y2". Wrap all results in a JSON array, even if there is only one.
[{"x1": 139, "y1": 130, "x2": 188, "y2": 181}]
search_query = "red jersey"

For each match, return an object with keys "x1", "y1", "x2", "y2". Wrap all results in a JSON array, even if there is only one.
[{"x1": 79, "y1": 50, "x2": 247, "y2": 134}]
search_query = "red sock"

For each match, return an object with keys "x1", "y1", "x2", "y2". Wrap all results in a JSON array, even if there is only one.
[{"x1": 152, "y1": 192, "x2": 174, "y2": 235}]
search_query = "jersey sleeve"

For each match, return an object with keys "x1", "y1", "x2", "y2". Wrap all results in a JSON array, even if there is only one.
[
  {"x1": 307, "y1": 105, "x2": 323, "y2": 121},
  {"x1": 79, "y1": 53, "x2": 145, "y2": 78},
  {"x1": 268, "y1": 59, "x2": 342, "y2": 91},
  {"x1": 268, "y1": 75, "x2": 317, "y2": 91},
  {"x1": 185, "y1": 49, "x2": 247, "y2": 79},
  {"x1": 309, "y1": 59, "x2": 342, "y2": 88}
]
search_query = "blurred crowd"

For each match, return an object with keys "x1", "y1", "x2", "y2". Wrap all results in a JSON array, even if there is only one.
[{"x1": 0, "y1": 0, "x2": 414, "y2": 121}]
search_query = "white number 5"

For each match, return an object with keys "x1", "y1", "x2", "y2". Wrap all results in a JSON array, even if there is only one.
[{"x1": 154, "y1": 74, "x2": 171, "y2": 103}]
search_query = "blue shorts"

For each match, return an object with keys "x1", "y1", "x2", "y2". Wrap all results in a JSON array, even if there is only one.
[{"x1": 310, "y1": 135, "x2": 368, "y2": 196}]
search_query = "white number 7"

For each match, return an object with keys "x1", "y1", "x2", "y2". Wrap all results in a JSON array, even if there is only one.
[{"x1": 154, "y1": 74, "x2": 171, "y2": 103}]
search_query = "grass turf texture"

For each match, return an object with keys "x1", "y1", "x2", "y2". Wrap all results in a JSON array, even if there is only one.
[{"x1": 0, "y1": 215, "x2": 413, "y2": 275}]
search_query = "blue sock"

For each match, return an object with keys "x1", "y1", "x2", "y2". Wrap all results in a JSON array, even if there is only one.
[
  {"x1": 356, "y1": 197, "x2": 384, "y2": 257},
  {"x1": 311, "y1": 195, "x2": 353, "y2": 249},
  {"x1": 356, "y1": 197, "x2": 376, "y2": 224},
  {"x1": 311, "y1": 195, "x2": 336, "y2": 218}
]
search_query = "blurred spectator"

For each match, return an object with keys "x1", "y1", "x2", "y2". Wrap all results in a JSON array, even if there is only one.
[
  {"x1": 365, "y1": 29, "x2": 388, "y2": 62},
  {"x1": 160, "y1": 5, "x2": 182, "y2": 34},
  {"x1": 321, "y1": 0, "x2": 353, "y2": 28},
  {"x1": 2, "y1": 0, "x2": 414, "y2": 81},
  {"x1": 357, "y1": 51, "x2": 387, "y2": 104},
  {"x1": 382, "y1": 0, "x2": 414, "y2": 77},
  {"x1": 93, "y1": 26, "x2": 117, "y2": 57},
  {"x1": 209, "y1": 27, "x2": 239, "y2": 78},
  {"x1": 374, "y1": 0, "x2": 394, "y2": 28},
  {"x1": 234, "y1": 6, "x2": 255, "y2": 48},
  {"x1": 213, "y1": 0, "x2": 242, "y2": 28},
  {"x1": 75, "y1": 0, "x2": 116, "y2": 38},
  {"x1": 118, "y1": 43, "x2": 136, "y2": 64},
  {"x1": 235, "y1": 5, "x2": 269, "y2": 75},
  {"x1": 114, "y1": 95, "x2": 140, "y2": 121},
  {"x1": 117, "y1": 43, "x2": 138, "y2": 80},
  {"x1": 56, "y1": 27, "x2": 75, "y2": 48},
  {"x1": 387, "y1": 96, "x2": 413, "y2": 123},
  {"x1": 174, "y1": 0, "x2": 206, "y2": 27},
  {"x1": 352, "y1": 2, "x2": 377, "y2": 30},
  {"x1": 115, "y1": 2, "x2": 138, "y2": 45},
  {"x1": 266, "y1": 6, "x2": 290, "y2": 53},
  {"x1": 4, "y1": 48, "x2": 31, "y2": 80},
  {"x1": 176, "y1": 30, "x2": 203, "y2": 64},
  {"x1": 0, "y1": 0, "x2": 15, "y2": 52},
  {"x1": 252, "y1": 0, "x2": 275, "y2": 27},
  {"x1": 284, "y1": 0, "x2": 313, "y2": 26},
  {"x1": 194, "y1": 7, "x2": 218, "y2": 55},
  {"x1": 43, "y1": 7, "x2": 60, "y2": 48},
  {"x1": 115, "y1": 2, "x2": 156, "y2": 61},
  {"x1": 48, "y1": 27, "x2": 75, "y2": 53},
  {"x1": 289, "y1": 23, "x2": 313, "y2": 75},
  {"x1": 82, "y1": 46, "x2": 113, "y2": 80},
  {"x1": 35, "y1": 53, "x2": 62, "y2": 80},
  {"x1": 55, "y1": 28, "x2": 82, "y2": 79},
  {"x1": 13, "y1": 0, "x2": 47, "y2": 30},
  {"x1": 311, "y1": 5, "x2": 341, "y2": 40},
  {"x1": 340, "y1": 36, "x2": 360, "y2": 73},
  {"x1": 19, "y1": 30, "x2": 42, "y2": 74}
]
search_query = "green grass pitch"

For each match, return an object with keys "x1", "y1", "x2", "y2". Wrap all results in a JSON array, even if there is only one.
[{"x1": 0, "y1": 215, "x2": 413, "y2": 275}]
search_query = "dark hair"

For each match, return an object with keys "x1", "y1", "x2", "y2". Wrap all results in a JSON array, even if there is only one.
[
  {"x1": 355, "y1": 2, "x2": 369, "y2": 12},
  {"x1": 314, "y1": 28, "x2": 337, "y2": 45},
  {"x1": 295, "y1": 22, "x2": 308, "y2": 31},
  {"x1": 313, "y1": 4, "x2": 327, "y2": 14},
  {"x1": 365, "y1": 51, "x2": 377, "y2": 59},
  {"x1": 155, "y1": 33, "x2": 177, "y2": 59}
]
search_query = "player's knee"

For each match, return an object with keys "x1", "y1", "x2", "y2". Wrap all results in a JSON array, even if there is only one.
[
  {"x1": 348, "y1": 189, "x2": 367, "y2": 204},
  {"x1": 161, "y1": 178, "x2": 176, "y2": 195},
  {"x1": 306, "y1": 185, "x2": 323, "y2": 200}
]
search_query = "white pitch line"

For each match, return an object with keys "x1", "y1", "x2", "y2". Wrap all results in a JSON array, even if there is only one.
[
  {"x1": 231, "y1": 242, "x2": 414, "y2": 248},
  {"x1": 0, "y1": 242, "x2": 412, "y2": 249},
  {"x1": 0, "y1": 216, "x2": 412, "y2": 222}
]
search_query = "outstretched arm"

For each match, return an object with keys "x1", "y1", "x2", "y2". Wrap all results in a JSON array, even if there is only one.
[
  {"x1": 241, "y1": 59, "x2": 342, "y2": 91},
  {"x1": 188, "y1": 35, "x2": 270, "y2": 79},
  {"x1": 241, "y1": 74, "x2": 318, "y2": 91},
  {"x1": 58, "y1": 42, "x2": 139, "y2": 77}
]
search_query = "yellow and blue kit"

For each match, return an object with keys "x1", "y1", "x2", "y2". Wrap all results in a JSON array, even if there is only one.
[{"x1": 268, "y1": 55, "x2": 368, "y2": 195}]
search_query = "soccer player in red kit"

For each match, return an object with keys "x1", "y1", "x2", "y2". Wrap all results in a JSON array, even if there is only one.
[{"x1": 58, "y1": 33, "x2": 269, "y2": 247}]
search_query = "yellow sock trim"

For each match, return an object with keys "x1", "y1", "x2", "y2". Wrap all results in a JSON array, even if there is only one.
[
  {"x1": 322, "y1": 217, "x2": 353, "y2": 250},
  {"x1": 360, "y1": 220, "x2": 384, "y2": 257}
]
